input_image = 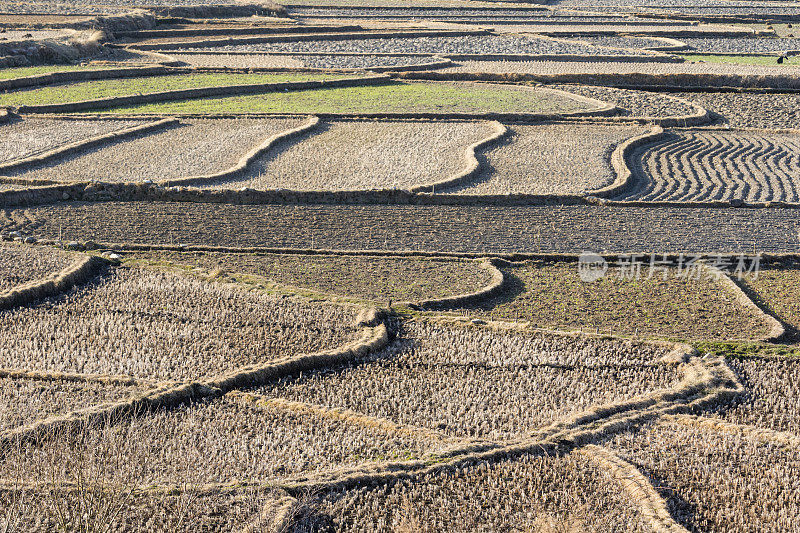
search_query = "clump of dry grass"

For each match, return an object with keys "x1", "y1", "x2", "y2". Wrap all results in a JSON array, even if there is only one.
[{"x1": 0, "y1": 266, "x2": 359, "y2": 381}]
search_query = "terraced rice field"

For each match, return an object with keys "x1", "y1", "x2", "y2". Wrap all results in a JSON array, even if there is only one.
[
  {"x1": 457, "y1": 261, "x2": 770, "y2": 340},
  {"x1": 3, "y1": 117, "x2": 307, "y2": 183},
  {"x1": 0, "y1": 242, "x2": 78, "y2": 292},
  {"x1": 682, "y1": 37, "x2": 800, "y2": 54},
  {"x1": 14, "y1": 202, "x2": 800, "y2": 254},
  {"x1": 739, "y1": 266, "x2": 800, "y2": 333},
  {"x1": 207, "y1": 119, "x2": 495, "y2": 191},
  {"x1": 0, "y1": 117, "x2": 146, "y2": 163},
  {"x1": 131, "y1": 250, "x2": 493, "y2": 303},
  {"x1": 621, "y1": 130, "x2": 800, "y2": 203},
  {"x1": 552, "y1": 84, "x2": 698, "y2": 118},
  {"x1": 451, "y1": 123, "x2": 648, "y2": 195},
  {"x1": 164, "y1": 52, "x2": 439, "y2": 69},
  {"x1": 675, "y1": 91, "x2": 800, "y2": 129}
]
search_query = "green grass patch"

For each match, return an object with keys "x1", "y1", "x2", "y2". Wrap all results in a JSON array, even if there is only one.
[
  {"x1": 101, "y1": 81, "x2": 586, "y2": 114},
  {"x1": 696, "y1": 340, "x2": 800, "y2": 359},
  {"x1": 0, "y1": 72, "x2": 355, "y2": 107},
  {"x1": 680, "y1": 53, "x2": 800, "y2": 66}
]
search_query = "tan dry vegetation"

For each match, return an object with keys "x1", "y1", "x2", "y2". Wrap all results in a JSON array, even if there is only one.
[
  {"x1": 205, "y1": 119, "x2": 496, "y2": 191},
  {"x1": 462, "y1": 262, "x2": 771, "y2": 340},
  {"x1": 0, "y1": 242, "x2": 78, "y2": 292},
  {"x1": 131, "y1": 250, "x2": 493, "y2": 304},
  {"x1": 0, "y1": 266, "x2": 359, "y2": 381},
  {"x1": 5, "y1": 118, "x2": 308, "y2": 184},
  {"x1": 451, "y1": 123, "x2": 648, "y2": 195}
]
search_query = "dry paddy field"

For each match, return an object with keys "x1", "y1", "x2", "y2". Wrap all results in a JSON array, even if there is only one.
[
  {"x1": 207, "y1": 119, "x2": 495, "y2": 191},
  {"x1": 0, "y1": 241, "x2": 78, "y2": 291},
  {"x1": 164, "y1": 52, "x2": 439, "y2": 69},
  {"x1": 12, "y1": 202, "x2": 800, "y2": 254},
  {"x1": 675, "y1": 91, "x2": 800, "y2": 129},
  {"x1": 451, "y1": 123, "x2": 648, "y2": 195},
  {"x1": 3, "y1": 117, "x2": 308, "y2": 184},
  {"x1": 621, "y1": 129, "x2": 800, "y2": 203}
]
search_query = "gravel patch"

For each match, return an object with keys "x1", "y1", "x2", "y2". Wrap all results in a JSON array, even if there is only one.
[
  {"x1": 571, "y1": 35, "x2": 677, "y2": 51},
  {"x1": 201, "y1": 34, "x2": 641, "y2": 56},
  {"x1": 441, "y1": 59, "x2": 800, "y2": 75},
  {"x1": 0, "y1": 117, "x2": 144, "y2": 164},
  {"x1": 451, "y1": 123, "x2": 648, "y2": 195},
  {"x1": 287, "y1": 7, "x2": 551, "y2": 17},
  {"x1": 0, "y1": 242, "x2": 78, "y2": 292},
  {"x1": 5, "y1": 118, "x2": 307, "y2": 183},
  {"x1": 673, "y1": 91, "x2": 800, "y2": 129},
  {"x1": 0, "y1": 2, "x2": 130, "y2": 14},
  {"x1": 166, "y1": 52, "x2": 438, "y2": 69},
  {"x1": 209, "y1": 120, "x2": 495, "y2": 191},
  {"x1": 491, "y1": 23, "x2": 720, "y2": 34},
  {"x1": 17, "y1": 202, "x2": 800, "y2": 254},
  {"x1": 683, "y1": 37, "x2": 800, "y2": 54},
  {"x1": 551, "y1": 84, "x2": 697, "y2": 118},
  {"x1": 622, "y1": 130, "x2": 800, "y2": 203}
]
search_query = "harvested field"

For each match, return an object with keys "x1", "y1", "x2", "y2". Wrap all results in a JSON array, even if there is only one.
[
  {"x1": 440, "y1": 59, "x2": 800, "y2": 77},
  {"x1": 570, "y1": 35, "x2": 677, "y2": 51},
  {"x1": 450, "y1": 123, "x2": 648, "y2": 195},
  {"x1": 491, "y1": 23, "x2": 725, "y2": 34},
  {"x1": 165, "y1": 52, "x2": 440, "y2": 69},
  {"x1": 105, "y1": 80, "x2": 592, "y2": 115},
  {"x1": 302, "y1": 451, "x2": 648, "y2": 532},
  {"x1": 0, "y1": 117, "x2": 145, "y2": 164},
  {"x1": 209, "y1": 119, "x2": 495, "y2": 191},
  {"x1": 682, "y1": 37, "x2": 800, "y2": 54},
  {"x1": 739, "y1": 266, "x2": 800, "y2": 333},
  {"x1": 0, "y1": 266, "x2": 359, "y2": 381},
  {"x1": 4, "y1": 117, "x2": 307, "y2": 184},
  {"x1": 0, "y1": 2, "x2": 131, "y2": 14},
  {"x1": 552, "y1": 84, "x2": 698, "y2": 118},
  {"x1": 286, "y1": 7, "x2": 551, "y2": 17},
  {"x1": 0, "y1": 242, "x2": 79, "y2": 292},
  {"x1": 459, "y1": 261, "x2": 770, "y2": 340},
  {"x1": 131, "y1": 250, "x2": 493, "y2": 303},
  {"x1": 674, "y1": 91, "x2": 800, "y2": 129},
  {"x1": 607, "y1": 418, "x2": 800, "y2": 532},
  {"x1": 17, "y1": 202, "x2": 800, "y2": 254},
  {"x1": 680, "y1": 53, "x2": 800, "y2": 66},
  {"x1": 0, "y1": 377, "x2": 141, "y2": 433},
  {"x1": 0, "y1": 73, "x2": 353, "y2": 108},
  {"x1": 261, "y1": 321, "x2": 680, "y2": 439},
  {"x1": 621, "y1": 130, "x2": 800, "y2": 203},
  {"x1": 0, "y1": 29, "x2": 73, "y2": 41},
  {"x1": 708, "y1": 355, "x2": 800, "y2": 435},
  {"x1": 202, "y1": 34, "x2": 640, "y2": 55},
  {"x1": 0, "y1": 394, "x2": 444, "y2": 485}
]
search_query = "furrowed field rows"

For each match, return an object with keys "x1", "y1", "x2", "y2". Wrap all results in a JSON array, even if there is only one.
[
  {"x1": 456, "y1": 262, "x2": 770, "y2": 340},
  {"x1": 606, "y1": 417, "x2": 800, "y2": 532},
  {"x1": 205, "y1": 120, "x2": 495, "y2": 191},
  {"x1": 621, "y1": 130, "x2": 800, "y2": 203},
  {"x1": 0, "y1": 266, "x2": 359, "y2": 381},
  {"x1": 130, "y1": 250, "x2": 493, "y2": 303},
  {"x1": 261, "y1": 321, "x2": 680, "y2": 440},
  {"x1": 303, "y1": 451, "x2": 648, "y2": 532},
  {"x1": 0, "y1": 242, "x2": 78, "y2": 292},
  {"x1": 451, "y1": 124, "x2": 648, "y2": 195},
  {"x1": 4, "y1": 118, "x2": 307, "y2": 184},
  {"x1": 0, "y1": 118, "x2": 146, "y2": 164},
  {"x1": 16, "y1": 202, "x2": 800, "y2": 254}
]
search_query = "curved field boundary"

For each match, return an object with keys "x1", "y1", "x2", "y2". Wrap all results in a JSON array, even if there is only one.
[
  {"x1": 0, "y1": 307, "x2": 389, "y2": 448},
  {"x1": 0, "y1": 117, "x2": 178, "y2": 181},
  {"x1": 704, "y1": 264, "x2": 787, "y2": 343},
  {"x1": 589, "y1": 126, "x2": 666, "y2": 199},
  {"x1": 663, "y1": 414, "x2": 800, "y2": 449},
  {"x1": 411, "y1": 258, "x2": 504, "y2": 310},
  {"x1": 12, "y1": 74, "x2": 391, "y2": 114},
  {"x1": 579, "y1": 445, "x2": 690, "y2": 533},
  {"x1": 0, "y1": 65, "x2": 172, "y2": 92},
  {"x1": 239, "y1": 493, "x2": 300, "y2": 533},
  {"x1": 394, "y1": 70, "x2": 800, "y2": 91},
  {"x1": 0, "y1": 254, "x2": 107, "y2": 311},
  {"x1": 409, "y1": 121, "x2": 508, "y2": 194},
  {"x1": 131, "y1": 29, "x2": 488, "y2": 51},
  {"x1": 159, "y1": 115, "x2": 320, "y2": 188}
]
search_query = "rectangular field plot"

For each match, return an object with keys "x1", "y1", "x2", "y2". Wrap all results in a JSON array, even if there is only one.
[
  {"x1": 0, "y1": 242, "x2": 78, "y2": 292},
  {"x1": 5, "y1": 118, "x2": 307, "y2": 183},
  {"x1": 19, "y1": 202, "x2": 800, "y2": 254},
  {"x1": 0, "y1": 117, "x2": 145, "y2": 164},
  {"x1": 607, "y1": 418, "x2": 800, "y2": 532},
  {"x1": 260, "y1": 321, "x2": 680, "y2": 439},
  {"x1": 209, "y1": 119, "x2": 495, "y2": 191},
  {"x1": 0, "y1": 73, "x2": 356, "y2": 108},
  {"x1": 458, "y1": 261, "x2": 771, "y2": 340},
  {"x1": 132, "y1": 251, "x2": 494, "y2": 304},
  {"x1": 304, "y1": 451, "x2": 648, "y2": 532},
  {"x1": 104, "y1": 81, "x2": 593, "y2": 115},
  {"x1": 0, "y1": 267, "x2": 359, "y2": 382},
  {"x1": 451, "y1": 123, "x2": 648, "y2": 195},
  {"x1": 739, "y1": 266, "x2": 800, "y2": 334}
]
